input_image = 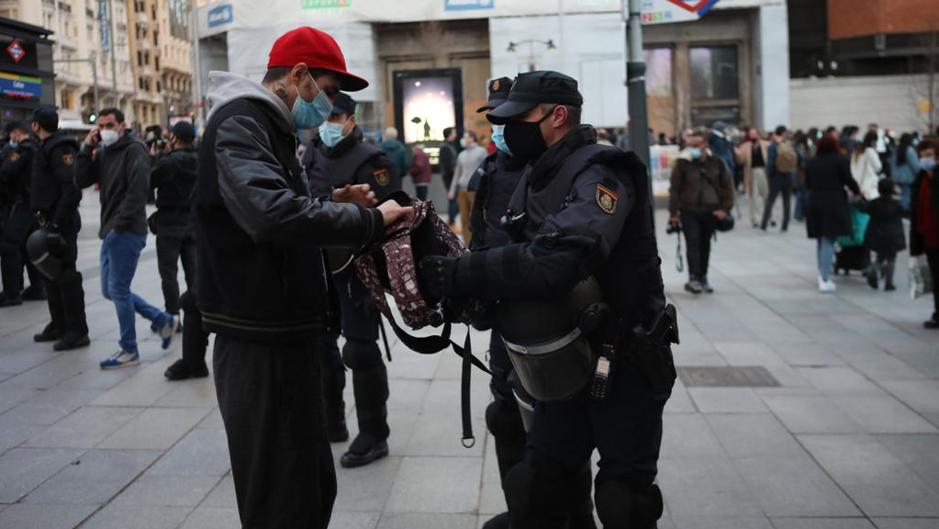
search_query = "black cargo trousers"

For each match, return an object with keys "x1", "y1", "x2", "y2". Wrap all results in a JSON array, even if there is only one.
[{"x1": 213, "y1": 334, "x2": 337, "y2": 529}]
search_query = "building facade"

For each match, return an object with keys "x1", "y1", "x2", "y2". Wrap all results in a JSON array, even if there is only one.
[
  {"x1": 0, "y1": 17, "x2": 53, "y2": 127},
  {"x1": 1, "y1": 0, "x2": 136, "y2": 124},
  {"x1": 195, "y1": 0, "x2": 789, "y2": 141}
]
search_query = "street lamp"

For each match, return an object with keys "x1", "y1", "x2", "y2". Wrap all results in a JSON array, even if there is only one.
[{"x1": 506, "y1": 39, "x2": 556, "y2": 72}]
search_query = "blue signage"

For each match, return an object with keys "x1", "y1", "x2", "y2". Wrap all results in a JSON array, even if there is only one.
[
  {"x1": 0, "y1": 72, "x2": 42, "y2": 99},
  {"x1": 207, "y1": 4, "x2": 234, "y2": 28},
  {"x1": 444, "y1": 0, "x2": 493, "y2": 11},
  {"x1": 98, "y1": 0, "x2": 110, "y2": 52}
]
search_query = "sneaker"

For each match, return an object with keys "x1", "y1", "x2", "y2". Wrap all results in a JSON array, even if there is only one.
[
  {"x1": 699, "y1": 279, "x2": 715, "y2": 294},
  {"x1": 684, "y1": 280, "x2": 704, "y2": 294},
  {"x1": 100, "y1": 349, "x2": 140, "y2": 370},
  {"x1": 818, "y1": 278, "x2": 836, "y2": 293},
  {"x1": 164, "y1": 358, "x2": 209, "y2": 381},
  {"x1": 157, "y1": 315, "x2": 179, "y2": 350}
]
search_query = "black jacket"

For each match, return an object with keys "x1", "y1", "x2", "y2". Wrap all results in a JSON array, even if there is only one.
[
  {"x1": 910, "y1": 170, "x2": 939, "y2": 256},
  {"x1": 857, "y1": 196, "x2": 906, "y2": 254},
  {"x1": 196, "y1": 87, "x2": 384, "y2": 343},
  {"x1": 150, "y1": 146, "x2": 198, "y2": 220},
  {"x1": 0, "y1": 138, "x2": 36, "y2": 204},
  {"x1": 75, "y1": 132, "x2": 151, "y2": 238},
  {"x1": 468, "y1": 150, "x2": 526, "y2": 249},
  {"x1": 31, "y1": 132, "x2": 82, "y2": 231},
  {"x1": 303, "y1": 127, "x2": 400, "y2": 199},
  {"x1": 805, "y1": 153, "x2": 861, "y2": 239}
]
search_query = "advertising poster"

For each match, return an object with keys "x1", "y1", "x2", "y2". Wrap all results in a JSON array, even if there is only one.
[{"x1": 401, "y1": 76, "x2": 456, "y2": 144}]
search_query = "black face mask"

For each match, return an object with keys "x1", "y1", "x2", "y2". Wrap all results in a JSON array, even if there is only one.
[{"x1": 503, "y1": 106, "x2": 556, "y2": 162}]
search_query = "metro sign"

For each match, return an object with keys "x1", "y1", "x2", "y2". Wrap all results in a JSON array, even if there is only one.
[
  {"x1": 6, "y1": 40, "x2": 25, "y2": 63},
  {"x1": 641, "y1": 0, "x2": 719, "y2": 25}
]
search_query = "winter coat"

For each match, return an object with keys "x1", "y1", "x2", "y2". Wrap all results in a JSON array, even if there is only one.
[
  {"x1": 668, "y1": 149, "x2": 735, "y2": 215},
  {"x1": 804, "y1": 152, "x2": 861, "y2": 239},
  {"x1": 380, "y1": 139, "x2": 410, "y2": 180},
  {"x1": 910, "y1": 170, "x2": 939, "y2": 256},
  {"x1": 850, "y1": 147, "x2": 882, "y2": 199},
  {"x1": 409, "y1": 148, "x2": 432, "y2": 185},
  {"x1": 856, "y1": 197, "x2": 906, "y2": 254},
  {"x1": 75, "y1": 131, "x2": 151, "y2": 239}
]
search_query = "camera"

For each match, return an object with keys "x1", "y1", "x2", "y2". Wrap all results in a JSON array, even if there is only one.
[{"x1": 666, "y1": 223, "x2": 682, "y2": 235}]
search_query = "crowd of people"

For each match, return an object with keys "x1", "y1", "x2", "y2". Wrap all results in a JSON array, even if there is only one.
[{"x1": 0, "y1": 22, "x2": 937, "y2": 529}]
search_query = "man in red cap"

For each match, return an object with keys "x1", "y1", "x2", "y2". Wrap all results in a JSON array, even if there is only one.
[{"x1": 195, "y1": 26, "x2": 410, "y2": 528}]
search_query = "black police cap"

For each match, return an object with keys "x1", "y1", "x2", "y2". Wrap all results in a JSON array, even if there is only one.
[
  {"x1": 32, "y1": 107, "x2": 59, "y2": 133},
  {"x1": 487, "y1": 71, "x2": 583, "y2": 125},
  {"x1": 330, "y1": 92, "x2": 356, "y2": 117},
  {"x1": 477, "y1": 76, "x2": 513, "y2": 113}
]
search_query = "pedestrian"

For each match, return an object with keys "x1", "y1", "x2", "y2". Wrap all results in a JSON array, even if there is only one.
[
  {"x1": 793, "y1": 130, "x2": 811, "y2": 222},
  {"x1": 735, "y1": 127, "x2": 770, "y2": 228},
  {"x1": 28, "y1": 108, "x2": 89, "y2": 350},
  {"x1": 449, "y1": 130, "x2": 487, "y2": 246},
  {"x1": 669, "y1": 127, "x2": 735, "y2": 294},
  {"x1": 709, "y1": 120, "x2": 736, "y2": 176},
  {"x1": 910, "y1": 140, "x2": 939, "y2": 329},
  {"x1": 762, "y1": 125, "x2": 799, "y2": 232},
  {"x1": 419, "y1": 70, "x2": 674, "y2": 529},
  {"x1": 439, "y1": 126, "x2": 460, "y2": 225},
  {"x1": 890, "y1": 133, "x2": 919, "y2": 212},
  {"x1": 857, "y1": 178, "x2": 906, "y2": 291},
  {"x1": 804, "y1": 134, "x2": 862, "y2": 293},
  {"x1": 149, "y1": 121, "x2": 198, "y2": 322},
  {"x1": 75, "y1": 108, "x2": 178, "y2": 368},
  {"x1": 0, "y1": 121, "x2": 39, "y2": 306},
  {"x1": 379, "y1": 127, "x2": 410, "y2": 182},
  {"x1": 195, "y1": 26, "x2": 411, "y2": 529},
  {"x1": 305, "y1": 91, "x2": 401, "y2": 468},
  {"x1": 851, "y1": 131, "x2": 883, "y2": 199},
  {"x1": 409, "y1": 144, "x2": 432, "y2": 201}
]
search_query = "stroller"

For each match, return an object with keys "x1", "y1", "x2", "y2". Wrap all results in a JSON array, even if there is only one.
[{"x1": 834, "y1": 205, "x2": 871, "y2": 275}]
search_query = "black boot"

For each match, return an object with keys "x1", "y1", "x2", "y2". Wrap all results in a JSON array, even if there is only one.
[
  {"x1": 164, "y1": 358, "x2": 209, "y2": 381},
  {"x1": 34, "y1": 322, "x2": 64, "y2": 343},
  {"x1": 341, "y1": 363, "x2": 390, "y2": 468},
  {"x1": 482, "y1": 512, "x2": 510, "y2": 529},
  {"x1": 0, "y1": 292, "x2": 23, "y2": 307},
  {"x1": 53, "y1": 334, "x2": 90, "y2": 351},
  {"x1": 21, "y1": 284, "x2": 46, "y2": 301}
]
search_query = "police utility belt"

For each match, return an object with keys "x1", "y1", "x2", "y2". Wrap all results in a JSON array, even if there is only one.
[{"x1": 497, "y1": 278, "x2": 679, "y2": 403}]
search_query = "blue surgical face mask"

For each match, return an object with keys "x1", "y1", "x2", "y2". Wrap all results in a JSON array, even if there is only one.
[
  {"x1": 8, "y1": 140, "x2": 17, "y2": 148},
  {"x1": 491, "y1": 124, "x2": 511, "y2": 155},
  {"x1": 292, "y1": 80, "x2": 332, "y2": 130},
  {"x1": 690, "y1": 147, "x2": 702, "y2": 159},
  {"x1": 921, "y1": 156, "x2": 936, "y2": 172},
  {"x1": 318, "y1": 121, "x2": 346, "y2": 148}
]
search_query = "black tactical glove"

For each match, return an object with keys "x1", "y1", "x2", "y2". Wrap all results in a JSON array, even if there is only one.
[{"x1": 418, "y1": 255, "x2": 458, "y2": 302}]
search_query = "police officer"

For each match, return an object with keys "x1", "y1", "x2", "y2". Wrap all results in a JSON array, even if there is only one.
[
  {"x1": 29, "y1": 108, "x2": 90, "y2": 351},
  {"x1": 0, "y1": 121, "x2": 38, "y2": 306},
  {"x1": 303, "y1": 92, "x2": 400, "y2": 467},
  {"x1": 421, "y1": 71, "x2": 673, "y2": 529}
]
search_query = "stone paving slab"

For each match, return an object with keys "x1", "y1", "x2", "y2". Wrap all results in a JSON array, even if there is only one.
[{"x1": 0, "y1": 194, "x2": 937, "y2": 527}]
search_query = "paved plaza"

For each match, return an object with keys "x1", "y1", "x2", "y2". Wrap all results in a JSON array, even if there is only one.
[{"x1": 1, "y1": 192, "x2": 938, "y2": 529}]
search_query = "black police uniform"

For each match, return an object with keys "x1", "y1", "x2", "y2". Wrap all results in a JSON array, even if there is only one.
[
  {"x1": 31, "y1": 131, "x2": 89, "y2": 344},
  {"x1": 303, "y1": 116, "x2": 400, "y2": 465},
  {"x1": 0, "y1": 137, "x2": 38, "y2": 302},
  {"x1": 425, "y1": 72, "x2": 672, "y2": 529},
  {"x1": 150, "y1": 145, "x2": 198, "y2": 315}
]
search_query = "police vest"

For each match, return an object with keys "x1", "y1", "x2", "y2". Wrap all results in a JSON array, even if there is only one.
[
  {"x1": 310, "y1": 133, "x2": 400, "y2": 199},
  {"x1": 507, "y1": 143, "x2": 666, "y2": 329},
  {"x1": 472, "y1": 151, "x2": 525, "y2": 249},
  {"x1": 31, "y1": 133, "x2": 79, "y2": 216}
]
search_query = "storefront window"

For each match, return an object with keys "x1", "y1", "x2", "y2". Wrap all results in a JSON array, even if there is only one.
[{"x1": 690, "y1": 46, "x2": 738, "y2": 101}]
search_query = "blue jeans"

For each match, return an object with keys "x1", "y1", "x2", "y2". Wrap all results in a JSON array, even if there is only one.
[
  {"x1": 817, "y1": 237, "x2": 835, "y2": 281},
  {"x1": 100, "y1": 230, "x2": 168, "y2": 353}
]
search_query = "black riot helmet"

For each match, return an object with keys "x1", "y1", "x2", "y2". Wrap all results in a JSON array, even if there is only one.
[
  {"x1": 26, "y1": 228, "x2": 64, "y2": 280},
  {"x1": 496, "y1": 277, "x2": 608, "y2": 401}
]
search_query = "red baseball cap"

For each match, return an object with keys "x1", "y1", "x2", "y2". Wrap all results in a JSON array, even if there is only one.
[{"x1": 267, "y1": 27, "x2": 369, "y2": 92}]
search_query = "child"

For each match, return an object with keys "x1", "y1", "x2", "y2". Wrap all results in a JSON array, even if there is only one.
[{"x1": 858, "y1": 178, "x2": 907, "y2": 290}]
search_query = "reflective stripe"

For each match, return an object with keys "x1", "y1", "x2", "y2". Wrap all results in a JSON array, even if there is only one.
[{"x1": 503, "y1": 327, "x2": 582, "y2": 356}]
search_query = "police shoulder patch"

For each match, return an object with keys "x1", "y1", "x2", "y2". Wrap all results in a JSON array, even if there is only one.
[
  {"x1": 373, "y1": 167, "x2": 390, "y2": 186},
  {"x1": 61, "y1": 153, "x2": 74, "y2": 166},
  {"x1": 596, "y1": 184, "x2": 618, "y2": 215},
  {"x1": 9, "y1": 152, "x2": 20, "y2": 162}
]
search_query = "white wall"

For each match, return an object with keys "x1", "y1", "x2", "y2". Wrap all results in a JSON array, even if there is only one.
[
  {"x1": 756, "y1": 1, "x2": 790, "y2": 129},
  {"x1": 489, "y1": 13, "x2": 628, "y2": 129},
  {"x1": 790, "y1": 75, "x2": 934, "y2": 133}
]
